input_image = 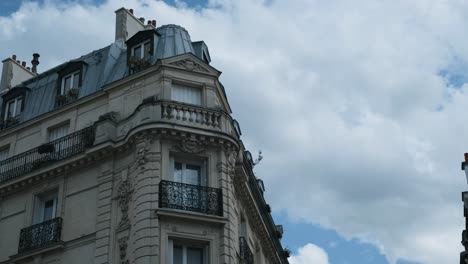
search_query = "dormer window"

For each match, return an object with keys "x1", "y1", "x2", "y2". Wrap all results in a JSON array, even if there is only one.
[
  {"x1": 132, "y1": 41, "x2": 151, "y2": 60},
  {"x1": 61, "y1": 71, "x2": 80, "y2": 95},
  {"x1": 4, "y1": 96, "x2": 23, "y2": 120}
]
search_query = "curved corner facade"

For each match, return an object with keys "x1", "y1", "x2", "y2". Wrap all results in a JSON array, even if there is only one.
[{"x1": 0, "y1": 7, "x2": 289, "y2": 264}]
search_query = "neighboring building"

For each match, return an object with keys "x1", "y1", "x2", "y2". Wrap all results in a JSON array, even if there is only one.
[
  {"x1": 461, "y1": 154, "x2": 468, "y2": 263},
  {"x1": 0, "y1": 8, "x2": 289, "y2": 264}
]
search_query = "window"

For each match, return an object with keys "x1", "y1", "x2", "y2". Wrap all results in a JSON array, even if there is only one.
[
  {"x1": 171, "y1": 84, "x2": 202, "y2": 106},
  {"x1": 132, "y1": 41, "x2": 151, "y2": 60},
  {"x1": 170, "y1": 155, "x2": 206, "y2": 186},
  {"x1": 48, "y1": 123, "x2": 69, "y2": 142},
  {"x1": 61, "y1": 71, "x2": 80, "y2": 95},
  {"x1": 0, "y1": 146, "x2": 8, "y2": 161},
  {"x1": 4, "y1": 96, "x2": 23, "y2": 120},
  {"x1": 168, "y1": 239, "x2": 208, "y2": 264},
  {"x1": 33, "y1": 190, "x2": 58, "y2": 224}
]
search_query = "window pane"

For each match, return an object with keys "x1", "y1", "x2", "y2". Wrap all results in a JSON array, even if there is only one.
[
  {"x1": 184, "y1": 164, "x2": 201, "y2": 185},
  {"x1": 16, "y1": 98, "x2": 22, "y2": 116},
  {"x1": 49, "y1": 124, "x2": 70, "y2": 142},
  {"x1": 7, "y1": 101, "x2": 15, "y2": 119},
  {"x1": 133, "y1": 45, "x2": 142, "y2": 59},
  {"x1": 172, "y1": 85, "x2": 202, "y2": 105},
  {"x1": 144, "y1": 42, "x2": 151, "y2": 59},
  {"x1": 72, "y1": 73, "x2": 80, "y2": 89},
  {"x1": 173, "y1": 246, "x2": 183, "y2": 264},
  {"x1": 174, "y1": 162, "x2": 183, "y2": 182},
  {"x1": 43, "y1": 199, "x2": 54, "y2": 221},
  {"x1": 187, "y1": 247, "x2": 203, "y2": 264},
  {"x1": 0, "y1": 148, "x2": 9, "y2": 161},
  {"x1": 63, "y1": 76, "x2": 72, "y2": 93}
]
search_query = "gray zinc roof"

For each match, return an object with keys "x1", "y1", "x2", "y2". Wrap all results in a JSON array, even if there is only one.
[{"x1": 2, "y1": 24, "x2": 212, "y2": 125}]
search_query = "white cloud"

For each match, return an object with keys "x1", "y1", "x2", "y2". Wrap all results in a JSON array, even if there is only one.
[
  {"x1": 289, "y1": 243, "x2": 329, "y2": 264},
  {"x1": 0, "y1": 0, "x2": 466, "y2": 263}
]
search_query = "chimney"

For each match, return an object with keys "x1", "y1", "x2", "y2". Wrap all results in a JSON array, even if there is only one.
[
  {"x1": 152, "y1": 20, "x2": 156, "y2": 27},
  {"x1": 31, "y1": 53, "x2": 40, "y2": 73},
  {"x1": 139, "y1": 17, "x2": 145, "y2": 24},
  {"x1": 0, "y1": 55, "x2": 36, "y2": 93},
  {"x1": 114, "y1": 7, "x2": 146, "y2": 44}
]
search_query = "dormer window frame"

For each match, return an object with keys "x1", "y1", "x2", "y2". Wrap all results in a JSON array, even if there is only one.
[
  {"x1": 131, "y1": 40, "x2": 151, "y2": 60},
  {"x1": 1, "y1": 87, "x2": 29, "y2": 125},
  {"x1": 4, "y1": 96, "x2": 23, "y2": 121},
  {"x1": 60, "y1": 70, "x2": 81, "y2": 95}
]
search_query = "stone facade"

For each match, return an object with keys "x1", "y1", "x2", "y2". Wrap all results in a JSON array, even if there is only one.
[{"x1": 0, "y1": 7, "x2": 288, "y2": 264}]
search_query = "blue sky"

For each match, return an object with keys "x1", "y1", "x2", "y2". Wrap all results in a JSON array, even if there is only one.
[{"x1": 0, "y1": 1, "x2": 466, "y2": 263}]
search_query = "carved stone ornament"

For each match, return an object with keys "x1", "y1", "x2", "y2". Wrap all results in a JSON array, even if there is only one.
[
  {"x1": 177, "y1": 138, "x2": 205, "y2": 154},
  {"x1": 116, "y1": 180, "x2": 133, "y2": 230},
  {"x1": 118, "y1": 237, "x2": 129, "y2": 264},
  {"x1": 135, "y1": 136, "x2": 150, "y2": 165},
  {"x1": 169, "y1": 59, "x2": 209, "y2": 73},
  {"x1": 226, "y1": 149, "x2": 237, "y2": 175}
]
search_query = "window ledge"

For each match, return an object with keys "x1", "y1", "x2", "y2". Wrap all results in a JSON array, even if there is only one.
[
  {"x1": 9, "y1": 242, "x2": 64, "y2": 263},
  {"x1": 156, "y1": 208, "x2": 227, "y2": 225}
]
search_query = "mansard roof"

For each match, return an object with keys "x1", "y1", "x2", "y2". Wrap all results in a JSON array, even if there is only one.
[{"x1": 1, "y1": 24, "x2": 223, "y2": 125}]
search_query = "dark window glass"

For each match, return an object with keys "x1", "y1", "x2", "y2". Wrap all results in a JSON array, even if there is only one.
[
  {"x1": 72, "y1": 73, "x2": 80, "y2": 89},
  {"x1": 133, "y1": 45, "x2": 142, "y2": 59},
  {"x1": 43, "y1": 199, "x2": 54, "y2": 221},
  {"x1": 187, "y1": 247, "x2": 203, "y2": 264},
  {"x1": 63, "y1": 75, "x2": 72, "y2": 93},
  {"x1": 185, "y1": 164, "x2": 201, "y2": 185},
  {"x1": 174, "y1": 246, "x2": 183, "y2": 264},
  {"x1": 144, "y1": 42, "x2": 151, "y2": 59}
]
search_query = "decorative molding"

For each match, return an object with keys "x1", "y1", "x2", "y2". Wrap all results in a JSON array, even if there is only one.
[
  {"x1": 116, "y1": 180, "x2": 133, "y2": 230},
  {"x1": 175, "y1": 138, "x2": 205, "y2": 154},
  {"x1": 169, "y1": 59, "x2": 209, "y2": 73},
  {"x1": 118, "y1": 237, "x2": 129, "y2": 264}
]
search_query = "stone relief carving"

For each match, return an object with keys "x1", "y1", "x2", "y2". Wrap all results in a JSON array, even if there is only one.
[
  {"x1": 176, "y1": 138, "x2": 205, "y2": 154},
  {"x1": 116, "y1": 180, "x2": 133, "y2": 230},
  {"x1": 135, "y1": 135, "x2": 151, "y2": 165},
  {"x1": 118, "y1": 237, "x2": 129, "y2": 264},
  {"x1": 226, "y1": 149, "x2": 238, "y2": 175},
  {"x1": 169, "y1": 59, "x2": 209, "y2": 72}
]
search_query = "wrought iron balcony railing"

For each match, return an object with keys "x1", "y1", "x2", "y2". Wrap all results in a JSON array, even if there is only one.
[
  {"x1": 239, "y1": 237, "x2": 254, "y2": 264},
  {"x1": 18, "y1": 217, "x2": 62, "y2": 254},
  {"x1": 159, "y1": 180, "x2": 223, "y2": 216},
  {"x1": 0, "y1": 126, "x2": 95, "y2": 183}
]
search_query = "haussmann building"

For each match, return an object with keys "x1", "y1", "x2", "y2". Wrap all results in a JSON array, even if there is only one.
[{"x1": 0, "y1": 7, "x2": 289, "y2": 264}]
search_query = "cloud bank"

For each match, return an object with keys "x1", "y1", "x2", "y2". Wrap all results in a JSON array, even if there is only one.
[
  {"x1": 1, "y1": 0, "x2": 466, "y2": 263},
  {"x1": 289, "y1": 243, "x2": 329, "y2": 264}
]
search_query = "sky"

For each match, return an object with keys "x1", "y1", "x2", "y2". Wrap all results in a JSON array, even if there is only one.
[{"x1": 0, "y1": 0, "x2": 466, "y2": 263}]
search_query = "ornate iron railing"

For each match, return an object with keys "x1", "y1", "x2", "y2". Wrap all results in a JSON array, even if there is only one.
[
  {"x1": 0, "y1": 114, "x2": 23, "y2": 131},
  {"x1": 159, "y1": 180, "x2": 223, "y2": 216},
  {"x1": 18, "y1": 217, "x2": 62, "y2": 254},
  {"x1": 0, "y1": 126, "x2": 95, "y2": 183},
  {"x1": 239, "y1": 237, "x2": 254, "y2": 264}
]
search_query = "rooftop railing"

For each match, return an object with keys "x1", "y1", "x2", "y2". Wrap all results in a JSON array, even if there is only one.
[
  {"x1": 159, "y1": 180, "x2": 223, "y2": 216},
  {"x1": 0, "y1": 126, "x2": 95, "y2": 184},
  {"x1": 18, "y1": 217, "x2": 62, "y2": 254}
]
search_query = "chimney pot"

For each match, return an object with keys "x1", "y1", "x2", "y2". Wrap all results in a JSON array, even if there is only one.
[
  {"x1": 16, "y1": 60, "x2": 20, "y2": 63},
  {"x1": 465, "y1": 153, "x2": 468, "y2": 162},
  {"x1": 27, "y1": 67, "x2": 30, "y2": 70},
  {"x1": 152, "y1": 20, "x2": 156, "y2": 27},
  {"x1": 31, "y1": 53, "x2": 40, "y2": 73},
  {"x1": 12, "y1": 55, "x2": 17, "y2": 61},
  {"x1": 139, "y1": 17, "x2": 145, "y2": 23},
  {"x1": 147, "y1": 20, "x2": 151, "y2": 25},
  {"x1": 21, "y1": 61, "x2": 26, "y2": 67},
  {"x1": 129, "y1": 9, "x2": 134, "y2": 14}
]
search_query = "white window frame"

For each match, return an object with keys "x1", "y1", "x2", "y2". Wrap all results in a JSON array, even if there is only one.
[
  {"x1": 33, "y1": 190, "x2": 58, "y2": 224},
  {"x1": 60, "y1": 70, "x2": 80, "y2": 95},
  {"x1": 171, "y1": 84, "x2": 202, "y2": 106},
  {"x1": 168, "y1": 238, "x2": 209, "y2": 264},
  {"x1": 132, "y1": 40, "x2": 151, "y2": 60},
  {"x1": 170, "y1": 154, "x2": 207, "y2": 186},
  {"x1": 4, "y1": 96, "x2": 23, "y2": 120}
]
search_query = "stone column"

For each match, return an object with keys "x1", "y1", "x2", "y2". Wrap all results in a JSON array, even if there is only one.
[
  {"x1": 130, "y1": 134, "x2": 161, "y2": 264},
  {"x1": 218, "y1": 148, "x2": 239, "y2": 264},
  {"x1": 94, "y1": 160, "x2": 114, "y2": 264}
]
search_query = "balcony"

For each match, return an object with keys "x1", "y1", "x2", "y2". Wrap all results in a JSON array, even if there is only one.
[
  {"x1": 159, "y1": 180, "x2": 223, "y2": 216},
  {"x1": 0, "y1": 126, "x2": 95, "y2": 184},
  {"x1": 54, "y1": 89, "x2": 79, "y2": 108},
  {"x1": 239, "y1": 237, "x2": 254, "y2": 264},
  {"x1": 0, "y1": 114, "x2": 23, "y2": 131},
  {"x1": 18, "y1": 217, "x2": 62, "y2": 254}
]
